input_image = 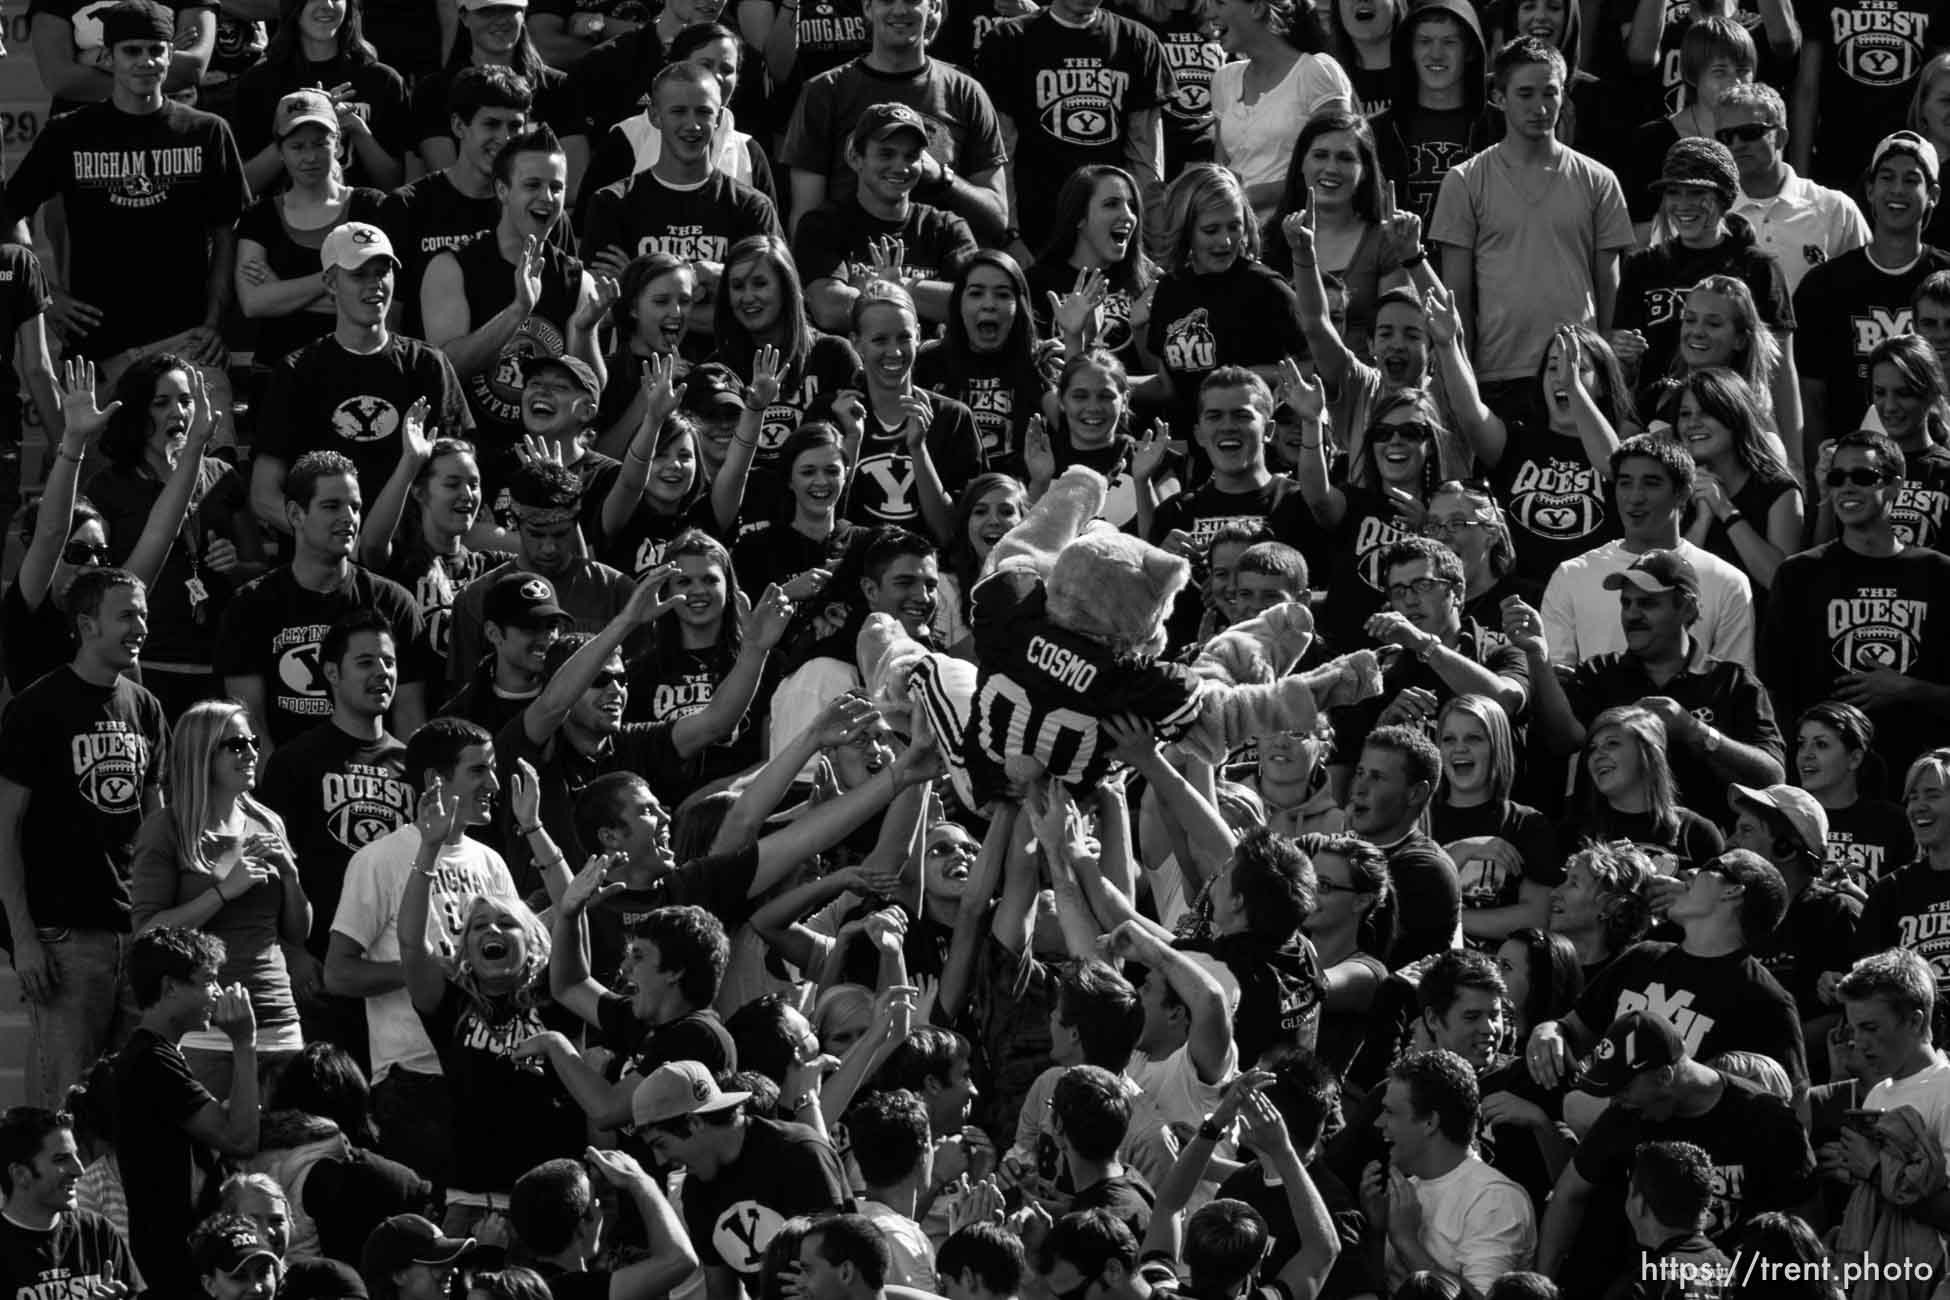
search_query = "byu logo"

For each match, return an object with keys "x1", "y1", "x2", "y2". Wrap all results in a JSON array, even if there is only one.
[{"x1": 333, "y1": 396, "x2": 401, "y2": 444}]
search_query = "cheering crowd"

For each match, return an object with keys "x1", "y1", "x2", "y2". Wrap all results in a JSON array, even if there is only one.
[{"x1": 7, "y1": 0, "x2": 1950, "y2": 1293}]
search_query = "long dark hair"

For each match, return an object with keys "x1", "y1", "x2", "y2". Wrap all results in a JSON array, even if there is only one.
[
  {"x1": 99, "y1": 353, "x2": 197, "y2": 473},
  {"x1": 646, "y1": 529, "x2": 745, "y2": 679},
  {"x1": 1532, "y1": 323, "x2": 1631, "y2": 430},
  {"x1": 943, "y1": 473, "x2": 1027, "y2": 619},
  {"x1": 1500, "y1": 926, "x2": 1584, "y2": 1033},
  {"x1": 940, "y1": 249, "x2": 1041, "y2": 377},
  {"x1": 713, "y1": 234, "x2": 812, "y2": 377},
  {"x1": 444, "y1": 8, "x2": 549, "y2": 81},
  {"x1": 1037, "y1": 164, "x2": 1157, "y2": 299},
  {"x1": 613, "y1": 251, "x2": 695, "y2": 350},
  {"x1": 1677, "y1": 367, "x2": 1796, "y2": 488},
  {"x1": 261, "y1": 0, "x2": 379, "y2": 74},
  {"x1": 267, "y1": 1041, "x2": 381, "y2": 1148},
  {"x1": 1265, "y1": 111, "x2": 1386, "y2": 275}
]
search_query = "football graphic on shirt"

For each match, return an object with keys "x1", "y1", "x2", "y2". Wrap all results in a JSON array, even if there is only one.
[
  {"x1": 1827, "y1": 592, "x2": 1927, "y2": 676},
  {"x1": 1833, "y1": 8, "x2": 1926, "y2": 87},
  {"x1": 1507, "y1": 457, "x2": 1605, "y2": 541},
  {"x1": 71, "y1": 726, "x2": 146, "y2": 815},
  {"x1": 333, "y1": 396, "x2": 402, "y2": 444}
]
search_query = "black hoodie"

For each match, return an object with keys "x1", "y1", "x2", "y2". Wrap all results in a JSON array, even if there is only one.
[{"x1": 1371, "y1": 0, "x2": 1490, "y2": 220}]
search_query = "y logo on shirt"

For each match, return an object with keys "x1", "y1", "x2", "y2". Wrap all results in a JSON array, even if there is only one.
[
  {"x1": 1614, "y1": 983, "x2": 1715, "y2": 1054},
  {"x1": 715, "y1": 1201, "x2": 787, "y2": 1274},
  {"x1": 333, "y1": 396, "x2": 401, "y2": 443},
  {"x1": 1508, "y1": 457, "x2": 1606, "y2": 540},
  {"x1": 1827, "y1": 586, "x2": 1928, "y2": 674},
  {"x1": 1832, "y1": 4, "x2": 1929, "y2": 86},
  {"x1": 855, "y1": 449, "x2": 919, "y2": 521},
  {"x1": 1037, "y1": 62, "x2": 1130, "y2": 146},
  {"x1": 1852, "y1": 306, "x2": 1911, "y2": 355},
  {"x1": 72, "y1": 723, "x2": 148, "y2": 814},
  {"x1": 273, "y1": 623, "x2": 335, "y2": 718},
  {"x1": 322, "y1": 764, "x2": 413, "y2": 852},
  {"x1": 1163, "y1": 308, "x2": 1217, "y2": 372},
  {"x1": 1890, "y1": 480, "x2": 1950, "y2": 548}
]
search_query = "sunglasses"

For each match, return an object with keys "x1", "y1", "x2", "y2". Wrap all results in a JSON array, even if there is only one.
[
  {"x1": 590, "y1": 670, "x2": 628, "y2": 689},
  {"x1": 218, "y1": 734, "x2": 261, "y2": 755},
  {"x1": 1714, "y1": 123, "x2": 1775, "y2": 145},
  {"x1": 1371, "y1": 421, "x2": 1436, "y2": 444},
  {"x1": 62, "y1": 541, "x2": 110, "y2": 566},
  {"x1": 1825, "y1": 467, "x2": 1895, "y2": 487}
]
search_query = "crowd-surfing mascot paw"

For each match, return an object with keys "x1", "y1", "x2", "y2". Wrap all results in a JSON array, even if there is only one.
[{"x1": 858, "y1": 466, "x2": 1383, "y2": 808}]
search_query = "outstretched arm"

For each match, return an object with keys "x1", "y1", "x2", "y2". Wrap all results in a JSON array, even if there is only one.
[{"x1": 521, "y1": 567, "x2": 679, "y2": 744}]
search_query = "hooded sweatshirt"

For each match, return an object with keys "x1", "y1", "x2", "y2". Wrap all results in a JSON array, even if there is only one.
[{"x1": 1371, "y1": 0, "x2": 1489, "y2": 221}]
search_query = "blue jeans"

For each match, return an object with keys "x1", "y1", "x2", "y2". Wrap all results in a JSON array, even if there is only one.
[{"x1": 25, "y1": 928, "x2": 138, "y2": 1108}]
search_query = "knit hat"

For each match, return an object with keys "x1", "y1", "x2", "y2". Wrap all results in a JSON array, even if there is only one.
[{"x1": 1649, "y1": 137, "x2": 1740, "y2": 206}]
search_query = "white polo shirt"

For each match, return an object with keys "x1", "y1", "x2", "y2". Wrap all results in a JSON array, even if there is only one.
[{"x1": 1730, "y1": 166, "x2": 1871, "y2": 295}]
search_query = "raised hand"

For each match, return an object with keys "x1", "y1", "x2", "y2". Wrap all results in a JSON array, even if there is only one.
[
  {"x1": 1376, "y1": 183, "x2": 1424, "y2": 267},
  {"x1": 899, "y1": 392, "x2": 932, "y2": 451},
  {"x1": 510, "y1": 757, "x2": 544, "y2": 830},
  {"x1": 638, "y1": 351, "x2": 685, "y2": 427},
  {"x1": 401, "y1": 397, "x2": 434, "y2": 461},
  {"x1": 744, "y1": 582, "x2": 797, "y2": 650},
  {"x1": 625, "y1": 562, "x2": 682, "y2": 625},
  {"x1": 573, "y1": 271, "x2": 621, "y2": 331},
  {"x1": 563, "y1": 852, "x2": 627, "y2": 915},
  {"x1": 1422, "y1": 283, "x2": 1462, "y2": 347},
  {"x1": 1277, "y1": 356, "x2": 1325, "y2": 424},
  {"x1": 782, "y1": 567, "x2": 834, "y2": 602},
  {"x1": 1500, "y1": 595, "x2": 1547, "y2": 660},
  {"x1": 749, "y1": 343, "x2": 786, "y2": 409},
  {"x1": 514, "y1": 235, "x2": 544, "y2": 313},
  {"x1": 831, "y1": 388, "x2": 867, "y2": 444},
  {"x1": 892, "y1": 728, "x2": 947, "y2": 787},
  {"x1": 54, "y1": 358, "x2": 120, "y2": 445},
  {"x1": 516, "y1": 433, "x2": 566, "y2": 468},
  {"x1": 1050, "y1": 266, "x2": 1108, "y2": 339},
  {"x1": 585, "y1": 1145, "x2": 651, "y2": 1187},
  {"x1": 183, "y1": 365, "x2": 216, "y2": 451},
  {"x1": 811, "y1": 691, "x2": 879, "y2": 749},
  {"x1": 413, "y1": 774, "x2": 463, "y2": 847},
  {"x1": 1130, "y1": 419, "x2": 1171, "y2": 482},
  {"x1": 867, "y1": 236, "x2": 908, "y2": 285},
  {"x1": 1023, "y1": 414, "x2": 1056, "y2": 486},
  {"x1": 211, "y1": 982, "x2": 257, "y2": 1043},
  {"x1": 1280, "y1": 196, "x2": 1317, "y2": 266}
]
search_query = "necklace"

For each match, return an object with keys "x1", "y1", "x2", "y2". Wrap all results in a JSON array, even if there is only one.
[{"x1": 1497, "y1": 145, "x2": 1563, "y2": 207}]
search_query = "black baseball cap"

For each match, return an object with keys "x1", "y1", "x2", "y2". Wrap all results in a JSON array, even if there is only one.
[
  {"x1": 483, "y1": 571, "x2": 569, "y2": 629},
  {"x1": 681, "y1": 362, "x2": 746, "y2": 417},
  {"x1": 1576, "y1": 1010, "x2": 1688, "y2": 1096}
]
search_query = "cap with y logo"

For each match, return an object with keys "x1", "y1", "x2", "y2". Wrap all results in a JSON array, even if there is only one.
[{"x1": 321, "y1": 222, "x2": 397, "y2": 273}]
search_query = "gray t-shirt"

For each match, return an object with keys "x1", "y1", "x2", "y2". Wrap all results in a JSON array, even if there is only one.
[{"x1": 1429, "y1": 143, "x2": 1635, "y2": 381}]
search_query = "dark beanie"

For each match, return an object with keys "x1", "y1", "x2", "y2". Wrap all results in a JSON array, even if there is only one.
[{"x1": 99, "y1": 0, "x2": 176, "y2": 46}]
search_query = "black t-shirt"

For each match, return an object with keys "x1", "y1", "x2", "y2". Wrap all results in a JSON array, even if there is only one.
[
  {"x1": 85, "y1": 455, "x2": 250, "y2": 667},
  {"x1": 1151, "y1": 5, "x2": 1223, "y2": 166},
  {"x1": 226, "y1": 54, "x2": 413, "y2": 188},
  {"x1": 1390, "y1": 104, "x2": 1478, "y2": 221},
  {"x1": 1487, "y1": 417, "x2": 1621, "y2": 594},
  {"x1": 914, "y1": 340, "x2": 1048, "y2": 467},
  {"x1": 793, "y1": 196, "x2": 980, "y2": 288},
  {"x1": 1311, "y1": 484, "x2": 1424, "y2": 651},
  {"x1": 730, "y1": 520, "x2": 859, "y2": 600},
  {"x1": 236, "y1": 187, "x2": 392, "y2": 365},
  {"x1": 254, "y1": 334, "x2": 473, "y2": 503},
  {"x1": 376, "y1": 169, "x2": 502, "y2": 333},
  {"x1": 1330, "y1": 618, "x2": 1531, "y2": 760},
  {"x1": 1177, "y1": 929, "x2": 1324, "y2": 1066},
  {"x1": 682, "y1": 1117, "x2": 851, "y2": 1277},
  {"x1": 410, "y1": 59, "x2": 587, "y2": 149},
  {"x1": 582, "y1": 168, "x2": 781, "y2": 265},
  {"x1": 490, "y1": 715, "x2": 683, "y2": 892},
  {"x1": 1759, "y1": 881, "x2": 1862, "y2": 1018},
  {"x1": 27, "y1": 0, "x2": 204, "y2": 118},
  {"x1": 450, "y1": 234, "x2": 589, "y2": 476},
  {"x1": 1882, "y1": 440, "x2": 1950, "y2": 552},
  {"x1": 302, "y1": 1145, "x2": 436, "y2": 1262},
  {"x1": 586, "y1": 846, "x2": 761, "y2": 985},
  {"x1": 1616, "y1": 219, "x2": 1796, "y2": 381},
  {"x1": 1382, "y1": 829, "x2": 1463, "y2": 967},
  {"x1": 1825, "y1": 798, "x2": 1915, "y2": 886},
  {"x1": 1609, "y1": 1234, "x2": 1732, "y2": 1300},
  {"x1": 1560, "y1": 650, "x2": 1784, "y2": 823},
  {"x1": 842, "y1": 390, "x2": 985, "y2": 531},
  {"x1": 0, "y1": 99, "x2": 248, "y2": 359},
  {"x1": 597, "y1": 999, "x2": 737, "y2": 1075},
  {"x1": 1149, "y1": 476, "x2": 1313, "y2": 550},
  {"x1": 114, "y1": 1026, "x2": 220, "y2": 1297},
  {"x1": 1432, "y1": 798, "x2": 1564, "y2": 929},
  {"x1": 0, "y1": 668, "x2": 167, "y2": 933},
  {"x1": 383, "y1": 541, "x2": 510, "y2": 667},
  {"x1": 0, "y1": 584, "x2": 79, "y2": 696},
  {"x1": 0, "y1": 1210, "x2": 143, "y2": 1298},
  {"x1": 214, "y1": 565, "x2": 429, "y2": 746},
  {"x1": 1215, "y1": 1158, "x2": 1373, "y2": 1299},
  {"x1": 1761, "y1": 542, "x2": 1950, "y2": 778},
  {"x1": 1798, "y1": 0, "x2": 1950, "y2": 187},
  {"x1": 1029, "y1": 256, "x2": 1147, "y2": 375},
  {"x1": 716, "y1": 334, "x2": 863, "y2": 472},
  {"x1": 255, "y1": 721, "x2": 412, "y2": 956},
  {"x1": 974, "y1": 9, "x2": 1172, "y2": 245},
  {"x1": 1564, "y1": 1072, "x2": 1814, "y2": 1296},
  {"x1": 1574, "y1": 804, "x2": 1727, "y2": 876},
  {"x1": 1859, "y1": 860, "x2": 1950, "y2": 993},
  {"x1": 1072, "y1": 1170, "x2": 1157, "y2": 1240},
  {"x1": 1574, "y1": 940, "x2": 1808, "y2": 1086},
  {"x1": 0, "y1": 243, "x2": 52, "y2": 409},
  {"x1": 421, "y1": 978, "x2": 587, "y2": 1193},
  {"x1": 1147, "y1": 260, "x2": 1304, "y2": 426},
  {"x1": 1792, "y1": 246, "x2": 1950, "y2": 437}
]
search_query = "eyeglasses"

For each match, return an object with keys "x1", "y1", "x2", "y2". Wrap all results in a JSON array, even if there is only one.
[
  {"x1": 1424, "y1": 516, "x2": 1486, "y2": 536},
  {"x1": 590, "y1": 670, "x2": 628, "y2": 688},
  {"x1": 1714, "y1": 123, "x2": 1776, "y2": 145},
  {"x1": 62, "y1": 541, "x2": 109, "y2": 566},
  {"x1": 1386, "y1": 576, "x2": 1454, "y2": 601},
  {"x1": 1825, "y1": 467, "x2": 1895, "y2": 487},
  {"x1": 1371, "y1": 420, "x2": 1436, "y2": 444},
  {"x1": 218, "y1": 735, "x2": 261, "y2": 755}
]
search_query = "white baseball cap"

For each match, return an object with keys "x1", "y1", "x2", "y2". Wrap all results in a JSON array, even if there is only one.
[{"x1": 320, "y1": 222, "x2": 397, "y2": 273}]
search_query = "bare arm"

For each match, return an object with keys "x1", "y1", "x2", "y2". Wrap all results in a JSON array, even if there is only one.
[
  {"x1": 1535, "y1": 1161, "x2": 1596, "y2": 1279},
  {"x1": 235, "y1": 238, "x2": 331, "y2": 318},
  {"x1": 1593, "y1": 248, "x2": 1621, "y2": 335},
  {"x1": 323, "y1": 930, "x2": 404, "y2": 998},
  {"x1": 1790, "y1": 41, "x2": 1821, "y2": 173},
  {"x1": 1440, "y1": 244, "x2": 1476, "y2": 358},
  {"x1": 167, "y1": 7, "x2": 217, "y2": 90},
  {"x1": 424, "y1": 251, "x2": 524, "y2": 379},
  {"x1": 249, "y1": 453, "x2": 290, "y2": 535},
  {"x1": 29, "y1": 14, "x2": 110, "y2": 102},
  {"x1": 939, "y1": 807, "x2": 1014, "y2": 1019},
  {"x1": 358, "y1": 420, "x2": 432, "y2": 570},
  {"x1": 738, "y1": 0, "x2": 798, "y2": 82},
  {"x1": 519, "y1": 569, "x2": 677, "y2": 745},
  {"x1": 752, "y1": 755, "x2": 930, "y2": 899},
  {"x1": 395, "y1": 823, "x2": 454, "y2": 1014}
]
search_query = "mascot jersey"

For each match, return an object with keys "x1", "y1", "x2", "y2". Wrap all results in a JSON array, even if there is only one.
[{"x1": 963, "y1": 576, "x2": 1201, "y2": 800}]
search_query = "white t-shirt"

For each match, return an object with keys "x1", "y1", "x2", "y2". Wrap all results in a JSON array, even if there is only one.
[
  {"x1": 1540, "y1": 538, "x2": 1756, "y2": 669},
  {"x1": 1010, "y1": 1064, "x2": 1178, "y2": 1191},
  {"x1": 860, "y1": 1200, "x2": 939, "y2": 1292},
  {"x1": 1212, "y1": 53, "x2": 1355, "y2": 226},
  {"x1": 330, "y1": 824, "x2": 520, "y2": 1081},
  {"x1": 1865, "y1": 1052, "x2": 1950, "y2": 1168},
  {"x1": 1383, "y1": 1153, "x2": 1537, "y2": 1296}
]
